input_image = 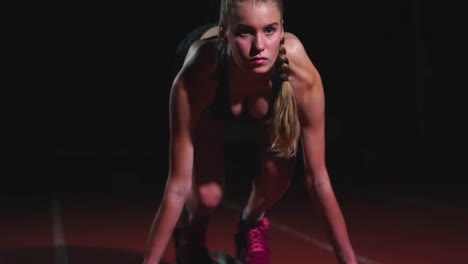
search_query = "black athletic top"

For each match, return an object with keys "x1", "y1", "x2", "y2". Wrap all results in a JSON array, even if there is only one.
[{"x1": 207, "y1": 54, "x2": 282, "y2": 123}]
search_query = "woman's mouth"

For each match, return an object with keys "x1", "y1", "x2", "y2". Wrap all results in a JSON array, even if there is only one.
[{"x1": 250, "y1": 57, "x2": 267, "y2": 65}]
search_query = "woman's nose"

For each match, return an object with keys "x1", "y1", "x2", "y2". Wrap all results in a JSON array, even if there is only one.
[{"x1": 253, "y1": 34, "x2": 265, "y2": 52}]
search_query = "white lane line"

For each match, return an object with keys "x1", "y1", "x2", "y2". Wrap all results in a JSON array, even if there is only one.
[
  {"x1": 51, "y1": 197, "x2": 69, "y2": 264},
  {"x1": 222, "y1": 200, "x2": 384, "y2": 264}
]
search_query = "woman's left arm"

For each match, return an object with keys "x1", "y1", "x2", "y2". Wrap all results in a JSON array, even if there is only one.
[{"x1": 286, "y1": 34, "x2": 358, "y2": 264}]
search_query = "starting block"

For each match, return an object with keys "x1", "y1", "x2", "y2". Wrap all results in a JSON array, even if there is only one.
[{"x1": 210, "y1": 251, "x2": 237, "y2": 264}]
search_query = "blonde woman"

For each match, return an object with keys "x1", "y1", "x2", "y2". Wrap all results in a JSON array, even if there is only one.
[{"x1": 143, "y1": 0, "x2": 357, "y2": 263}]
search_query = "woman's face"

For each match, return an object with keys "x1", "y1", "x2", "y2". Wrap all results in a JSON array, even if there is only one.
[{"x1": 224, "y1": 2, "x2": 284, "y2": 75}]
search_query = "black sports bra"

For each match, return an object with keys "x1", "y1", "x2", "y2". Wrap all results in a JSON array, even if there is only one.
[{"x1": 207, "y1": 53, "x2": 282, "y2": 123}]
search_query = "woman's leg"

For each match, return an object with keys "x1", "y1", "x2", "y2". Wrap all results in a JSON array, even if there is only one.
[
  {"x1": 243, "y1": 123, "x2": 297, "y2": 222},
  {"x1": 173, "y1": 112, "x2": 226, "y2": 264},
  {"x1": 235, "y1": 122, "x2": 298, "y2": 264},
  {"x1": 187, "y1": 111, "x2": 226, "y2": 217}
]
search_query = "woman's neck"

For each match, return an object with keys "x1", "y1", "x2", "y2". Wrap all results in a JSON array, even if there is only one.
[{"x1": 227, "y1": 57, "x2": 275, "y2": 98}]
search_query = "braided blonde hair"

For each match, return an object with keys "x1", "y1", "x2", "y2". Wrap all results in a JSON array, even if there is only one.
[
  {"x1": 270, "y1": 37, "x2": 298, "y2": 158},
  {"x1": 218, "y1": 0, "x2": 299, "y2": 158}
]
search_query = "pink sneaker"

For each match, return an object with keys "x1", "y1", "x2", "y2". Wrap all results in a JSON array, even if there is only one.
[
  {"x1": 173, "y1": 207, "x2": 212, "y2": 264},
  {"x1": 235, "y1": 217, "x2": 271, "y2": 264}
]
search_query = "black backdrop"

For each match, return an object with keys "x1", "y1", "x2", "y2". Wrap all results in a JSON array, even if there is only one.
[{"x1": 10, "y1": 1, "x2": 430, "y2": 197}]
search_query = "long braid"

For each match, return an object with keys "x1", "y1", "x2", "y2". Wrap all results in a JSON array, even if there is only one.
[{"x1": 270, "y1": 37, "x2": 299, "y2": 158}]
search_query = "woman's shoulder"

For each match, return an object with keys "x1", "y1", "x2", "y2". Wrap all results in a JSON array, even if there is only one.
[
  {"x1": 283, "y1": 32, "x2": 319, "y2": 92},
  {"x1": 176, "y1": 38, "x2": 220, "y2": 107},
  {"x1": 180, "y1": 38, "x2": 219, "y2": 81},
  {"x1": 283, "y1": 32, "x2": 310, "y2": 64},
  {"x1": 184, "y1": 37, "x2": 218, "y2": 64}
]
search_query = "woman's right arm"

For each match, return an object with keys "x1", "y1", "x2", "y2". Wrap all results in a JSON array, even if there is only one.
[
  {"x1": 142, "y1": 39, "x2": 217, "y2": 264},
  {"x1": 142, "y1": 73, "x2": 196, "y2": 264}
]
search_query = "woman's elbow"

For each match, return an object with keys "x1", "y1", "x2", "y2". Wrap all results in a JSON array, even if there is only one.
[
  {"x1": 303, "y1": 173, "x2": 331, "y2": 194},
  {"x1": 165, "y1": 177, "x2": 192, "y2": 201}
]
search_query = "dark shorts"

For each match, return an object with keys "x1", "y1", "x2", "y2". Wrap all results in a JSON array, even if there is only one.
[{"x1": 173, "y1": 22, "x2": 218, "y2": 73}]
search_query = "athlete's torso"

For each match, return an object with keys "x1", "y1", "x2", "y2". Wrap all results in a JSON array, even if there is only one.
[
  {"x1": 175, "y1": 23, "x2": 286, "y2": 124},
  {"x1": 207, "y1": 52, "x2": 282, "y2": 123}
]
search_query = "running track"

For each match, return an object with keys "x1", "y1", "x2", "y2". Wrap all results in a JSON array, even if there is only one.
[{"x1": 1, "y1": 175, "x2": 467, "y2": 264}]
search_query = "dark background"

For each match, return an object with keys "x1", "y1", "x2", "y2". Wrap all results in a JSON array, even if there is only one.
[{"x1": 10, "y1": 1, "x2": 431, "y2": 198}]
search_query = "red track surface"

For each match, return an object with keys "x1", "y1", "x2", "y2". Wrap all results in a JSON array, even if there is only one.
[{"x1": 1, "y1": 182, "x2": 467, "y2": 264}]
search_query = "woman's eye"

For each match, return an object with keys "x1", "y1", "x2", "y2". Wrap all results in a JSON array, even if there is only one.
[{"x1": 266, "y1": 27, "x2": 275, "y2": 34}]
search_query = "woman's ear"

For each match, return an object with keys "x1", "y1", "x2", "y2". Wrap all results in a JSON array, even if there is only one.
[
  {"x1": 219, "y1": 26, "x2": 229, "y2": 44},
  {"x1": 280, "y1": 19, "x2": 285, "y2": 40}
]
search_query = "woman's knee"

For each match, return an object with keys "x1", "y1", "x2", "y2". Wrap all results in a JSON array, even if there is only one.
[
  {"x1": 197, "y1": 182, "x2": 225, "y2": 210},
  {"x1": 254, "y1": 159, "x2": 295, "y2": 199}
]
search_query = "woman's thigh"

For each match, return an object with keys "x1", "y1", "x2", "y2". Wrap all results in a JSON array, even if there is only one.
[
  {"x1": 193, "y1": 111, "x2": 226, "y2": 190},
  {"x1": 255, "y1": 122, "x2": 298, "y2": 191}
]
